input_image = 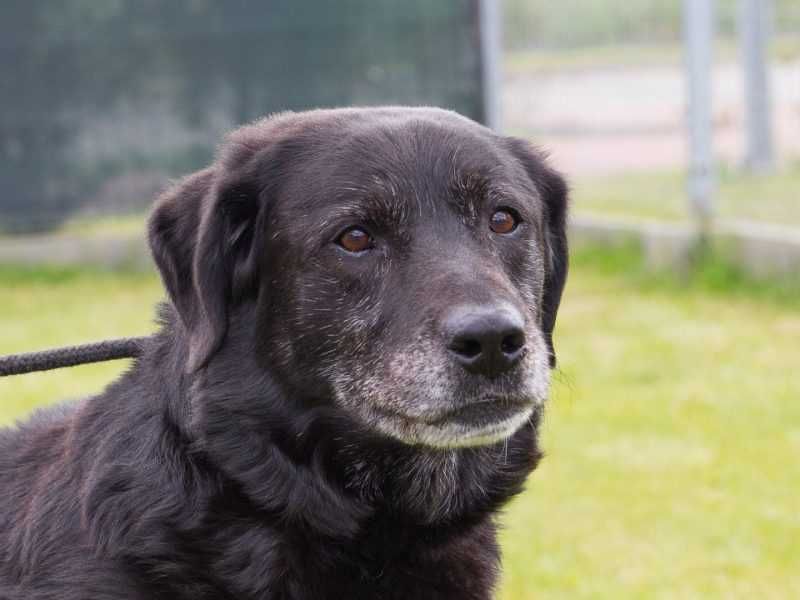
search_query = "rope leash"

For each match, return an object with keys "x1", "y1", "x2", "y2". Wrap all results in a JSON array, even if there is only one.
[{"x1": 0, "y1": 337, "x2": 150, "y2": 377}]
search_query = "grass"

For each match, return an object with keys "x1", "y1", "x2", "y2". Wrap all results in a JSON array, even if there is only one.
[
  {"x1": 1, "y1": 255, "x2": 798, "y2": 598},
  {"x1": 505, "y1": 38, "x2": 800, "y2": 76},
  {"x1": 500, "y1": 250, "x2": 800, "y2": 598},
  {"x1": 58, "y1": 213, "x2": 148, "y2": 237},
  {"x1": 0, "y1": 265, "x2": 162, "y2": 419},
  {"x1": 0, "y1": 213, "x2": 147, "y2": 240},
  {"x1": 505, "y1": 42, "x2": 686, "y2": 75},
  {"x1": 500, "y1": 247, "x2": 800, "y2": 598},
  {"x1": 504, "y1": 0, "x2": 800, "y2": 53},
  {"x1": 571, "y1": 165, "x2": 800, "y2": 227}
]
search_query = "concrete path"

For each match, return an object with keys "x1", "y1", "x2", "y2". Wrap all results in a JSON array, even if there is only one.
[{"x1": 505, "y1": 59, "x2": 800, "y2": 175}]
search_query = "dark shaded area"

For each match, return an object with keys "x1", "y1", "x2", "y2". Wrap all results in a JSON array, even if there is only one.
[{"x1": 0, "y1": 1, "x2": 484, "y2": 232}]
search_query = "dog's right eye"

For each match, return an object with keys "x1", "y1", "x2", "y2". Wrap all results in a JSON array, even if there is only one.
[{"x1": 337, "y1": 227, "x2": 374, "y2": 254}]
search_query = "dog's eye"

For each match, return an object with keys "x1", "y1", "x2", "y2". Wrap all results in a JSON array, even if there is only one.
[
  {"x1": 337, "y1": 227, "x2": 374, "y2": 253},
  {"x1": 489, "y1": 209, "x2": 520, "y2": 234}
]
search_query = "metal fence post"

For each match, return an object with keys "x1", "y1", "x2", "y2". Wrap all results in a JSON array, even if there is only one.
[
  {"x1": 479, "y1": 0, "x2": 503, "y2": 132},
  {"x1": 683, "y1": 0, "x2": 716, "y2": 230},
  {"x1": 739, "y1": 0, "x2": 774, "y2": 171}
]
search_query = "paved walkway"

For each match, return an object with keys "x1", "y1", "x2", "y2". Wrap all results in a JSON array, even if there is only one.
[{"x1": 504, "y1": 60, "x2": 800, "y2": 175}]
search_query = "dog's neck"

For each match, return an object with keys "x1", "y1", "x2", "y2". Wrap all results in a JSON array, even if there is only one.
[{"x1": 145, "y1": 304, "x2": 542, "y2": 540}]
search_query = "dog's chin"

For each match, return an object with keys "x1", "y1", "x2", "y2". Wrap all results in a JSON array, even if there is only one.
[{"x1": 371, "y1": 400, "x2": 537, "y2": 449}]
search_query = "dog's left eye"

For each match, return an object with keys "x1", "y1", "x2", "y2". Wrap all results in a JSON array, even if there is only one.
[
  {"x1": 489, "y1": 208, "x2": 520, "y2": 234},
  {"x1": 337, "y1": 227, "x2": 374, "y2": 253}
]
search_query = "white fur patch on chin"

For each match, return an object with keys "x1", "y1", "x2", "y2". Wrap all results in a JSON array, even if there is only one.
[{"x1": 376, "y1": 405, "x2": 535, "y2": 449}]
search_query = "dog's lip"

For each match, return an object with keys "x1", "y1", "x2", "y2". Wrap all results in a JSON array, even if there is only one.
[
  {"x1": 427, "y1": 397, "x2": 533, "y2": 426},
  {"x1": 377, "y1": 396, "x2": 534, "y2": 427}
]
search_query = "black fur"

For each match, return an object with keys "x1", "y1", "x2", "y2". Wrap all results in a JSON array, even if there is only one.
[{"x1": 0, "y1": 107, "x2": 568, "y2": 599}]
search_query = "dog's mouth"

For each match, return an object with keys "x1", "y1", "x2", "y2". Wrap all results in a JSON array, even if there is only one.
[
  {"x1": 424, "y1": 396, "x2": 532, "y2": 426},
  {"x1": 373, "y1": 396, "x2": 536, "y2": 448}
]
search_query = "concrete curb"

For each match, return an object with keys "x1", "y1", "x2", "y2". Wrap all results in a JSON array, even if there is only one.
[
  {"x1": 0, "y1": 233, "x2": 151, "y2": 270},
  {"x1": 570, "y1": 215, "x2": 800, "y2": 277}
]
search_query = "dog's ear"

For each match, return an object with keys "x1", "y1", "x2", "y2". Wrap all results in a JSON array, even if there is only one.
[
  {"x1": 507, "y1": 138, "x2": 569, "y2": 368},
  {"x1": 148, "y1": 164, "x2": 265, "y2": 372}
]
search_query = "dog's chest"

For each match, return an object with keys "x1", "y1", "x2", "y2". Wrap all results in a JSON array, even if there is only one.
[{"x1": 197, "y1": 518, "x2": 499, "y2": 600}]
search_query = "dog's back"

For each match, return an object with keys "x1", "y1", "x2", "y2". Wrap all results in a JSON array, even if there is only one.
[
  {"x1": 0, "y1": 389, "x2": 152, "y2": 598},
  {"x1": 0, "y1": 404, "x2": 80, "y2": 559}
]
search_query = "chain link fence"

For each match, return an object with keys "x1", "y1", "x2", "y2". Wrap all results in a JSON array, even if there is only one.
[{"x1": 0, "y1": 0, "x2": 487, "y2": 233}]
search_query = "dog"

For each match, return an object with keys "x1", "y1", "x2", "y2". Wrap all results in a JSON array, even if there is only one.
[{"x1": 0, "y1": 107, "x2": 568, "y2": 599}]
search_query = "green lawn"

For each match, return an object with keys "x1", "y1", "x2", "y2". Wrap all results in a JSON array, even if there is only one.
[
  {"x1": 499, "y1": 250, "x2": 800, "y2": 599},
  {"x1": 504, "y1": 38, "x2": 800, "y2": 76},
  {"x1": 0, "y1": 266, "x2": 163, "y2": 419},
  {"x1": 1, "y1": 258, "x2": 798, "y2": 598},
  {"x1": 572, "y1": 166, "x2": 800, "y2": 227},
  {"x1": 58, "y1": 213, "x2": 148, "y2": 237}
]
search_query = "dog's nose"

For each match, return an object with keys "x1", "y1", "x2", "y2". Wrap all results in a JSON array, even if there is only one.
[{"x1": 444, "y1": 305, "x2": 526, "y2": 378}]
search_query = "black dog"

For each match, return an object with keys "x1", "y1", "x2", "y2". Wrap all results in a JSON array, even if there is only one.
[{"x1": 0, "y1": 107, "x2": 568, "y2": 599}]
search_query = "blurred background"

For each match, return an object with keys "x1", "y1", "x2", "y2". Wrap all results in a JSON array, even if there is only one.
[{"x1": 1, "y1": 1, "x2": 798, "y2": 598}]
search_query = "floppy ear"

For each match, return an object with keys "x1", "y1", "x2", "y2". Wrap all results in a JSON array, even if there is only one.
[
  {"x1": 148, "y1": 164, "x2": 264, "y2": 372},
  {"x1": 507, "y1": 138, "x2": 569, "y2": 368}
]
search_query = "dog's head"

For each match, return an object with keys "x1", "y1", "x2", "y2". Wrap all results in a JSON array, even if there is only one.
[{"x1": 149, "y1": 107, "x2": 567, "y2": 449}]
